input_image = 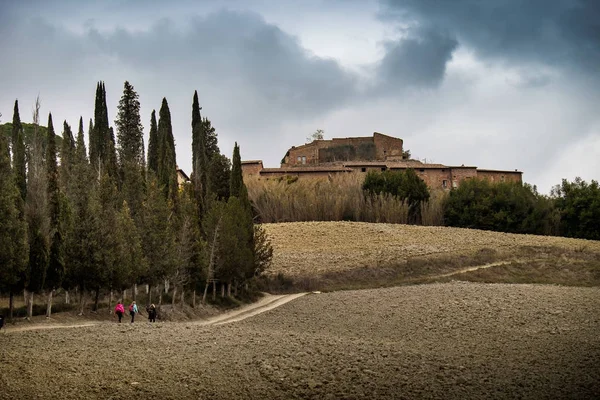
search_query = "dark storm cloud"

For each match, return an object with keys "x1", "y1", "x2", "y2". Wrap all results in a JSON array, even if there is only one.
[
  {"x1": 375, "y1": 27, "x2": 458, "y2": 91},
  {"x1": 379, "y1": 0, "x2": 600, "y2": 72},
  {"x1": 85, "y1": 11, "x2": 357, "y2": 116}
]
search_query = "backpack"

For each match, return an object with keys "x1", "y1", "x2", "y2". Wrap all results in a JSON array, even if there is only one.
[{"x1": 129, "y1": 304, "x2": 134, "y2": 313}]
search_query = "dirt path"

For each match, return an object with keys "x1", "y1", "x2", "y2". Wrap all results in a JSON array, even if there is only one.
[
  {"x1": 4, "y1": 322, "x2": 98, "y2": 333},
  {"x1": 191, "y1": 292, "x2": 308, "y2": 326},
  {"x1": 2, "y1": 293, "x2": 308, "y2": 334},
  {"x1": 431, "y1": 260, "x2": 514, "y2": 279}
]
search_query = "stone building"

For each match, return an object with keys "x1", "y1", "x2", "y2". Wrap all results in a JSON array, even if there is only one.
[{"x1": 242, "y1": 132, "x2": 522, "y2": 191}]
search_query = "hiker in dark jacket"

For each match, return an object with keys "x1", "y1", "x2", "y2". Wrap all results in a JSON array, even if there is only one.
[{"x1": 146, "y1": 304, "x2": 157, "y2": 323}]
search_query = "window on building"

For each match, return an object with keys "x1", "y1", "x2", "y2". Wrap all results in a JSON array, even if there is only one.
[
  {"x1": 452, "y1": 181, "x2": 458, "y2": 188},
  {"x1": 301, "y1": 156, "x2": 307, "y2": 165},
  {"x1": 297, "y1": 156, "x2": 301, "y2": 163},
  {"x1": 442, "y1": 180, "x2": 448, "y2": 188},
  {"x1": 361, "y1": 167, "x2": 367, "y2": 172},
  {"x1": 501, "y1": 175, "x2": 505, "y2": 182},
  {"x1": 381, "y1": 167, "x2": 386, "y2": 171},
  {"x1": 419, "y1": 169, "x2": 425, "y2": 173}
]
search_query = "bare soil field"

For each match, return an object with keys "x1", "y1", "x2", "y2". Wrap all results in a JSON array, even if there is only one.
[
  {"x1": 261, "y1": 222, "x2": 600, "y2": 291},
  {"x1": 1, "y1": 282, "x2": 599, "y2": 399}
]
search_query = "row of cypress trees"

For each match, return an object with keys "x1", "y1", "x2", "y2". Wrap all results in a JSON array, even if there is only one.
[{"x1": 0, "y1": 81, "x2": 272, "y2": 321}]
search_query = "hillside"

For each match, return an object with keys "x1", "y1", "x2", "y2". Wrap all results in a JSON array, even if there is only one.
[{"x1": 261, "y1": 221, "x2": 600, "y2": 291}]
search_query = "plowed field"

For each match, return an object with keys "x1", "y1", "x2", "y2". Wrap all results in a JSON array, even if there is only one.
[
  {"x1": 262, "y1": 221, "x2": 600, "y2": 278},
  {"x1": 1, "y1": 282, "x2": 599, "y2": 399}
]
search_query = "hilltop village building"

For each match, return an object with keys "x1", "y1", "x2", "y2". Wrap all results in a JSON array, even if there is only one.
[{"x1": 241, "y1": 132, "x2": 522, "y2": 190}]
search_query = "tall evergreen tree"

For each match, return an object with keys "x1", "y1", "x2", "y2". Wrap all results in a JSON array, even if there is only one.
[
  {"x1": 25, "y1": 97, "x2": 49, "y2": 319},
  {"x1": 230, "y1": 142, "x2": 247, "y2": 201},
  {"x1": 11, "y1": 100, "x2": 27, "y2": 203},
  {"x1": 76, "y1": 117, "x2": 87, "y2": 163},
  {"x1": 157, "y1": 98, "x2": 178, "y2": 203},
  {"x1": 0, "y1": 123, "x2": 28, "y2": 322},
  {"x1": 115, "y1": 81, "x2": 145, "y2": 216},
  {"x1": 147, "y1": 110, "x2": 159, "y2": 174},
  {"x1": 90, "y1": 82, "x2": 116, "y2": 178},
  {"x1": 140, "y1": 178, "x2": 176, "y2": 293},
  {"x1": 60, "y1": 121, "x2": 75, "y2": 193},
  {"x1": 45, "y1": 114, "x2": 65, "y2": 316},
  {"x1": 64, "y1": 118, "x2": 98, "y2": 314},
  {"x1": 191, "y1": 91, "x2": 207, "y2": 208}
]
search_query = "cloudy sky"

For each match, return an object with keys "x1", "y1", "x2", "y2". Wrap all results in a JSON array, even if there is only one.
[{"x1": 1, "y1": 0, "x2": 598, "y2": 193}]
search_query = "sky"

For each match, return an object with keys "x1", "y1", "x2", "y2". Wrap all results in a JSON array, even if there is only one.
[{"x1": 0, "y1": 0, "x2": 598, "y2": 194}]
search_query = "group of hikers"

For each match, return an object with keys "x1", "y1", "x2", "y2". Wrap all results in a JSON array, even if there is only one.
[{"x1": 114, "y1": 301, "x2": 157, "y2": 324}]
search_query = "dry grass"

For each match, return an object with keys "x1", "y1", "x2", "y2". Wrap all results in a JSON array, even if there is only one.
[
  {"x1": 259, "y1": 221, "x2": 600, "y2": 292},
  {"x1": 246, "y1": 174, "x2": 445, "y2": 225}
]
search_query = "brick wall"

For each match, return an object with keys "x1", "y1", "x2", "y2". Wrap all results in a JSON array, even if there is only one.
[
  {"x1": 477, "y1": 170, "x2": 522, "y2": 184},
  {"x1": 284, "y1": 133, "x2": 403, "y2": 166},
  {"x1": 241, "y1": 161, "x2": 263, "y2": 176},
  {"x1": 373, "y1": 132, "x2": 403, "y2": 160}
]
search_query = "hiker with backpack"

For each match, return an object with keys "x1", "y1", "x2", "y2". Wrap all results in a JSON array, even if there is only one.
[
  {"x1": 114, "y1": 302, "x2": 125, "y2": 323},
  {"x1": 129, "y1": 301, "x2": 138, "y2": 323}
]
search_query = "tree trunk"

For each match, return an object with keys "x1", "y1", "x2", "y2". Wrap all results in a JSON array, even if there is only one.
[
  {"x1": 133, "y1": 283, "x2": 137, "y2": 302},
  {"x1": 172, "y1": 286, "x2": 177, "y2": 307},
  {"x1": 212, "y1": 281, "x2": 216, "y2": 301},
  {"x1": 109, "y1": 290, "x2": 114, "y2": 314},
  {"x1": 158, "y1": 284, "x2": 163, "y2": 307},
  {"x1": 93, "y1": 288, "x2": 100, "y2": 312},
  {"x1": 122, "y1": 289, "x2": 127, "y2": 302},
  {"x1": 79, "y1": 290, "x2": 85, "y2": 315},
  {"x1": 202, "y1": 282, "x2": 209, "y2": 305},
  {"x1": 147, "y1": 285, "x2": 152, "y2": 306},
  {"x1": 234, "y1": 283, "x2": 238, "y2": 297},
  {"x1": 45, "y1": 290, "x2": 53, "y2": 318},
  {"x1": 65, "y1": 290, "x2": 70, "y2": 304},
  {"x1": 9, "y1": 290, "x2": 14, "y2": 323},
  {"x1": 24, "y1": 289, "x2": 28, "y2": 306},
  {"x1": 181, "y1": 289, "x2": 185, "y2": 307},
  {"x1": 227, "y1": 283, "x2": 231, "y2": 298},
  {"x1": 221, "y1": 283, "x2": 225, "y2": 298},
  {"x1": 27, "y1": 291, "x2": 34, "y2": 319},
  {"x1": 193, "y1": 290, "x2": 196, "y2": 308}
]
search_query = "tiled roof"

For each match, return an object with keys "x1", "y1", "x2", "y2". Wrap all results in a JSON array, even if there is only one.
[{"x1": 261, "y1": 166, "x2": 353, "y2": 173}]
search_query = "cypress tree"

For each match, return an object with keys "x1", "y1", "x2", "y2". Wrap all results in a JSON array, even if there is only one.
[
  {"x1": 140, "y1": 178, "x2": 175, "y2": 291},
  {"x1": 230, "y1": 142, "x2": 245, "y2": 199},
  {"x1": 25, "y1": 99, "x2": 49, "y2": 318},
  {"x1": 60, "y1": 121, "x2": 75, "y2": 193},
  {"x1": 191, "y1": 91, "x2": 206, "y2": 206},
  {"x1": 45, "y1": 114, "x2": 65, "y2": 316},
  {"x1": 157, "y1": 98, "x2": 177, "y2": 202},
  {"x1": 115, "y1": 81, "x2": 145, "y2": 216},
  {"x1": 147, "y1": 110, "x2": 159, "y2": 174},
  {"x1": 11, "y1": 100, "x2": 27, "y2": 203},
  {"x1": 90, "y1": 82, "x2": 116, "y2": 178},
  {"x1": 47, "y1": 115, "x2": 60, "y2": 230},
  {"x1": 65, "y1": 117, "x2": 97, "y2": 314},
  {"x1": 76, "y1": 117, "x2": 87, "y2": 163},
  {"x1": 0, "y1": 124, "x2": 28, "y2": 322}
]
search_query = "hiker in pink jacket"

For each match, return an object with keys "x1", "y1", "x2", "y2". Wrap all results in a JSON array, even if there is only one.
[{"x1": 114, "y1": 301, "x2": 125, "y2": 323}]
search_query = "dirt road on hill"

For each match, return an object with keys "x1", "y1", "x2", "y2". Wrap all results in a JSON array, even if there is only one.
[{"x1": 2, "y1": 293, "x2": 308, "y2": 334}]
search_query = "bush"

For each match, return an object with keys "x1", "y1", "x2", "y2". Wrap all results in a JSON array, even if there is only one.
[{"x1": 443, "y1": 179, "x2": 558, "y2": 235}]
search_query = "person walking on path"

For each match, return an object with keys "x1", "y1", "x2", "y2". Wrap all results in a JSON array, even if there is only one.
[
  {"x1": 129, "y1": 301, "x2": 138, "y2": 323},
  {"x1": 114, "y1": 302, "x2": 125, "y2": 323},
  {"x1": 146, "y1": 304, "x2": 157, "y2": 323}
]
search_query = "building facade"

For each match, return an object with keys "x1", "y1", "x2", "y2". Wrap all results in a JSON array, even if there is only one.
[{"x1": 242, "y1": 132, "x2": 522, "y2": 191}]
